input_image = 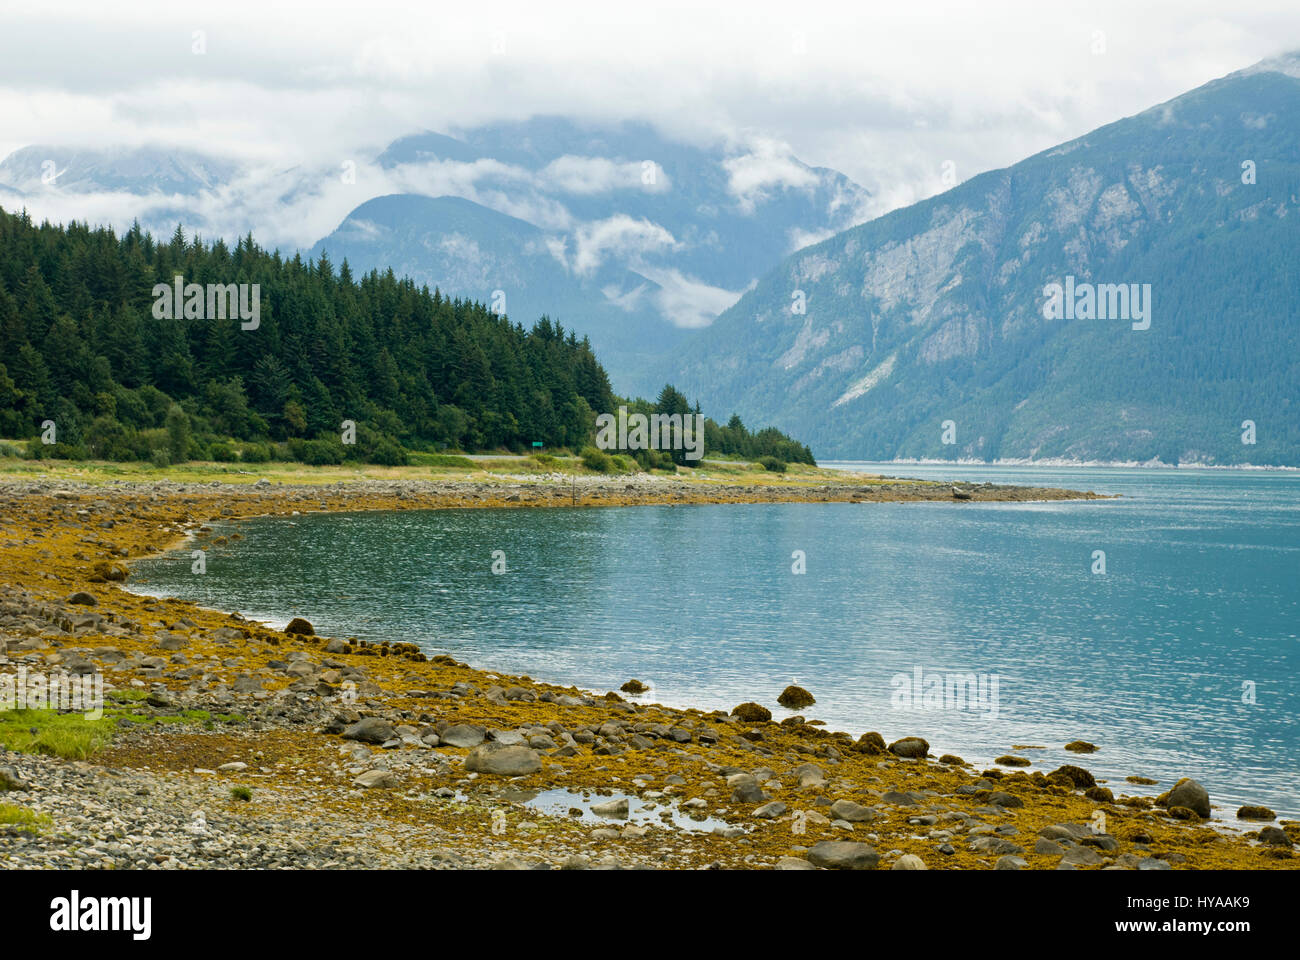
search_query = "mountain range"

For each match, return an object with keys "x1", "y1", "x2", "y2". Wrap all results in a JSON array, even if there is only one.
[
  {"x1": 0, "y1": 118, "x2": 871, "y2": 398},
  {"x1": 3, "y1": 55, "x2": 1298, "y2": 464},
  {"x1": 661, "y1": 52, "x2": 1300, "y2": 465}
]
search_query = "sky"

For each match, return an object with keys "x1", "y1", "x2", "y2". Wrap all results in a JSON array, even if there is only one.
[{"x1": 1, "y1": 0, "x2": 1299, "y2": 249}]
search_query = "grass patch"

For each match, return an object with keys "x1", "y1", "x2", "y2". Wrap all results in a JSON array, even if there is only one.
[
  {"x1": 413, "y1": 452, "x2": 477, "y2": 469},
  {"x1": 229, "y1": 786, "x2": 252, "y2": 802},
  {"x1": 0, "y1": 709, "x2": 113, "y2": 759},
  {"x1": 0, "y1": 802, "x2": 52, "y2": 832},
  {"x1": 107, "y1": 689, "x2": 150, "y2": 702}
]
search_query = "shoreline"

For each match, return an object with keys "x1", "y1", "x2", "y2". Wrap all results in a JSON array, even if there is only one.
[
  {"x1": 1, "y1": 468, "x2": 1294, "y2": 870},
  {"x1": 831, "y1": 458, "x2": 1300, "y2": 472}
]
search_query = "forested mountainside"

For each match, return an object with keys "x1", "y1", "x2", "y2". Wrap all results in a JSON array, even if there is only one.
[{"x1": 0, "y1": 208, "x2": 811, "y2": 468}]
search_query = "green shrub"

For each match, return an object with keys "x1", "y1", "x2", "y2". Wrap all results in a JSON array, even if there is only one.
[
  {"x1": 208, "y1": 441, "x2": 237, "y2": 462},
  {"x1": 580, "y1": 446, "x2": 614, "y2": 473},
  {"x1": 291, "y1": 438, "x2": 345, "y2": 465},
  {"x1": 240, "y1": 442, "x2": 272, "y2": 463},
  {"x1": 756, "y1": 455, "x2": 787, "y2": 473},
  {"x1": 366, "y1": 436, "x2": 408, "y2": 466},
  {"x1": 150, "y1": 448, "x2": 171, "y2": 468}
]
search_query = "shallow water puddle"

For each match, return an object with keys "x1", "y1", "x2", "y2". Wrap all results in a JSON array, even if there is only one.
[{"x1": 493, "y1": 787, "x2": 738, "y2": 833}]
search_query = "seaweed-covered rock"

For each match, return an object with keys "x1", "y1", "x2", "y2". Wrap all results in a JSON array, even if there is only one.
[
  {"x1": 857, "y1": 732, "x2": 887, "y2": 754},
  {"x1": 1258, "y1": 826, "x2": 1292, "y2": 847},
  {"x1": 284, "y1": 617, "x2": 315, "y2": 636},
  {"x1": 731, "y1": 702, "x2": 771, "y2": 723},
  {"x1": 888, "y1": 736, "x2": 929, "y2": 759},
  {"x1": 777, "y1": 685, "x2": 816, "y2": 708},
  {"x1": 1049, "y1": 764, "x2": 1097, "y2": 789},
  {"x1": 1162, "y1": 778, "x2": 1211, "y2": 818}
]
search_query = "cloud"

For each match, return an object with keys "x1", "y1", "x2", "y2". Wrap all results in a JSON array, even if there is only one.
[
  {"x1": 4, "y1": 0, "x2": 1292, "y2": 224},
  {"x1": 637, "y1": 266, "x2": 744, "y2": 329},
  {"x1": 385, "y1": 158, "x2": 575, "y2": 229},
  {"x1": 571, "y1": 215, "x2": 677, "y2": 275},
  {"x1": 1, "y1": 0, "x2": 1297, "y2": 274},
  {"x1": 723, "y1": 139, "x2": 820, "y2": 212},
  {"x1": 537, "y1": 155, "x2": 670, "y2": 194}
]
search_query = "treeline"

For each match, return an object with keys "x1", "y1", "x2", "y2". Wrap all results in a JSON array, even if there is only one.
[
  {"x1": 590, "y1": 385, "x2": 815, "y2": 471},
  {"x1": 0, "y1": 207, "x2": 814, "y2": 468}
]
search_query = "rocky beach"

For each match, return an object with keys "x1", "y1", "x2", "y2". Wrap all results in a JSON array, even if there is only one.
[{"x1": 0, "y1": 468, "x2": 1294, "y2": 870}]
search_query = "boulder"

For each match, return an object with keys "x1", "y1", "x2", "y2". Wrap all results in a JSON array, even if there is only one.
[
  {"x1": 1050, "y1": 764, "x2": 1097, "y2": 789},
  {"x1": 988, "y1": 790, "x2": 1024, "y2": 808},
  {"x1": 856, "y1": 731, "x2": 887, "y2": 754},
  {"x1": 828, "y1": 798, "x2": 877, "y2": 822},
  {"x1": 775, "y1": 856, "x2": 817, "y2": 870},
  {"x1": 995, "y1": 754, "x2": 1031, "y2": 767},
  {"x1": 1060, "y1": 845, "x2": 1105, "y2": 866},
  {"x1": 807, "y1": 841, "x2": 879, "y2": 870},
  {"x1": 0, "y1": 765, "x2": 31, "y2": 791},
  {"x1": 969, "y1": 836, "x2": 1024, "y2": 856},
  {"x1": 440, "y1": 724, "x2": 487, "y2": 748},
  {"x1": 1163, "y1": 778, "x2": 1210, "y2": 819},
  {"x1": 353, "y1": 769, "x2": 398, "y2": 789},
  {"x1": 284, "y1": 617, "x2": 314, "y2": 636},
  {"x1": 777, "y1": 685, "x2": 816, "y2": 708},
  {"x1": 794, "y1": 763, "x2": 826, "y2": 788},
  {"x1": 464, "y1": 743, "x2": 542, "y2": 777},
  {"x1": 888, "y1": 736, "x2": 929, "y2": 758},
  {"x1": 341, "y1": 717, "x2": 396, "y2": 744},
  {"x1": 731, "y1": 702, "x2": 771, "y2": 723},
  {"x1": 591, "y1": 797, "x2": 630, "y2": 819},
  {"x1": 728, "y1": 773, "x2": 766, "y2": 803},
  {"x1": 1259, "y1": 826, "x2": 1292, "y2": 847}
]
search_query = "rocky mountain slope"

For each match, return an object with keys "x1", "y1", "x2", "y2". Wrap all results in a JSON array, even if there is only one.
[{"x1": 662, "y1": 54, "x2": 1300, "y2": 464}]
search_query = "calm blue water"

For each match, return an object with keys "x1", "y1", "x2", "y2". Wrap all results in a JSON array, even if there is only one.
[{"x1": 133, "y1": 464, "x2": 1300, "y2": 819}]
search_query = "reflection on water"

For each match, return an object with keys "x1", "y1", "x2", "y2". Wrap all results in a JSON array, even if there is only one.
[{"x1": 133, "y1": 464, "x2": 1300, "y2": 818}]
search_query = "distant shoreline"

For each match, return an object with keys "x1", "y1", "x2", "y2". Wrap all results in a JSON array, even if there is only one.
[{"x1": 827, "y1": 458, "x2": 1300, "y2": 472}]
